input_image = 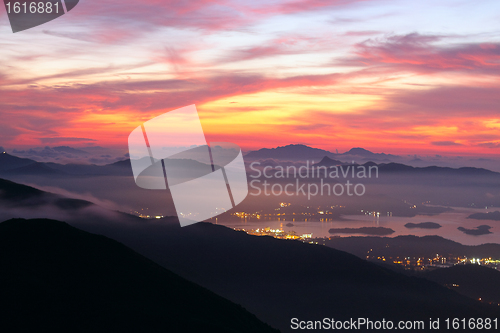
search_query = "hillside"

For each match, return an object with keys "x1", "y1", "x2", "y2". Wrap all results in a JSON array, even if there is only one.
[
  {"x1": 422, "y1": 264, "x2": 500, "y2": 305},
  {"x1": 80, "y1": 219, "x2": 500, "y2": 332},
  {"x1": 0, "y1": 178, "x2": 499, "y2": 332},
  {"x1": 318, "y1": 235, "x2": 500, "y2": 259},
  {"x1": 0, "y1": 218, "x2": 278, "y2": 333}
]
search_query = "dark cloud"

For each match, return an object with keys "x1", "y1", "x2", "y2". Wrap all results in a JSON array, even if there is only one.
[
  {"x1": 341, "y1": 33, "x2": 500, "y2": 74},
  {"x1": 431, "y1": 141, "x2": 463, "y2": 146},
  {"x1": 40, "y1": 137, "x2": 97, "y2": 144},
  {"x1": 477, "y1": 142, "x2": 500, "y2": 149}
]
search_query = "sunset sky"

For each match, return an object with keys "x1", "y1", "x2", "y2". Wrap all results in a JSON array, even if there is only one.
[{"x1": 1, "y1": 0, "x2": 500, "y2": 155}]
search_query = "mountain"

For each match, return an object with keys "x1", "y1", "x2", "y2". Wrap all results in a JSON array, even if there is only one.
[
  {"x1": 2, "y1": 148, "x2": 498, "y2": 179},
  {"x1": 342, "y1": 147, "x2": 399, "y2": 160},
  {"x1": 0, "y1": 177, "x2": 84, "y2": 204},
  {"x1": 0, "y1": 178, "x2": 113, "y2": 224},
  {"x1": 0, "y1": 218, "x2": 278, "y2": 333},
  {"x1": 244, "y1": 145, "x2": 397, "y2": 161},
  {"x1": 342, "y1": 147, "x2": 378, "y2": 157},
  {"x1": 292, "y1": 157, "x2": 499, "y2": 178},
  {"x1": 0, "y1": 177, "x2": 499, "y2": 332},
  {"x1": 376, "y1": 162, "x2": 415, "y2": 172},
  {"x1": 108, "y1": 158, "x2": 132, "y2": 168},
  {"x1": 245, "y1": 144, "x2": 337, "y2": 160},
  {"x1": 0, "y1": 152, "x2": 37, "y2": 171},
  {"x1": 77, "y1": 219, "x2": 500, "y2": 333},
  {"x1": 3, "y1": 161, "x2": 66, "y2": 175},
  {"x1": 0, "y1": 152, "x2": 132, "y2": 177},
  {"x1": 318, "y1": 235, "x2": 500, "y2": 259},
  {"x1": 468, "y1": 211, "x2": 500, "y2": 221},
  {"x1": 0, "y1": 177, "x2": 46, "y2": 202},
  {"x1": 45, "y1": 160, "x2": 132, "y2": 176},
  {"x1": 52, "y1": 146, "x2": 89, "y2": 155},
  {"x1": 377, "y1": 162, "x2": 499, "y2": 176},
  {"x1": 422, "y1": 264, "x2": 500, "y2": 305},
  {"x1": 312, "y1": 156, "x2": 344, "y2": 166}
]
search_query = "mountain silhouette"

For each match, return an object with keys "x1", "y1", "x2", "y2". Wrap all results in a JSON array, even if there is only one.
[
  {"x1": 0, "y1": 152, "x2": 37, "y2": 171},
  {"x1": 422, "y1": 264, "x2": 500, "y2": 304},
  {"x1": 2, "y1": 149, "x2": 498, "y2": 179},
  {"x1": 468, "y1": 211, "x2": 500, "y2": 221},
  {"x1": 312, "y1": 156, "x2": 344, "y2": 166},
  {"x1": 376, "y1": 162, "x2": 499, "y2": 176},
  {"x1": 0, "y1": 178, "x2": 88, "y2": 209},
  {"x1": 3, "y1": 161, "x2": 66, "y2": 175},
  {"x1": 342, "y1": 147, "x2": 377, "y2": 156},
  {"x1": 84, "y1": 220, "x2": 500, "y2": 333},
  {"x1": 0, "y1": 218, "x2": 278, "y2": 333},
  {"x1": 245, "y1": 144, "x2": 337, "y2": 160},
  {"x1": 52, "y1": 146, "x2": 90, "y2": 155},
  {"x1": 0, "y1": 177, "x2": 499, "y2": 332}
]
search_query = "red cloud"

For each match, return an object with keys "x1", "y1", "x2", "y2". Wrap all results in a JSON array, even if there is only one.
[
  {"x1": 50, "y1": 0, "x2": 252, "y2": 43},
  {"x1": 221, "y1": 32, "x2": 350, "y2": 63},
  {"x1": 431, "y1": 141, "x2": 463, "y2": 146},
  {"x1": 276, "y1": 0, "x2": 367, "y2": 14},
  {"x1": 346, "y1": 33, "x2": 500, "y2": 73},
  {"x1": 0, "y1": 70, "x2": 342, "y2": 147}
]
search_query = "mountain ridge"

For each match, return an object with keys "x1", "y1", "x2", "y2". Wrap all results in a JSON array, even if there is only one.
[
  {"x1": 0, "y1": 218, "x2": 279, "y2": 333},
  {"x1": 2, "y1": 147, "x2": 499, "y2": 177}
]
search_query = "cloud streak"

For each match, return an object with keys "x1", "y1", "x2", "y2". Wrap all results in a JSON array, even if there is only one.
[
  {"x1": 345, "y1": 33, "x2": 500, "y2": 74},
  {"x1": 2, "y1": 1, "x2": 500, "y2": 157}
]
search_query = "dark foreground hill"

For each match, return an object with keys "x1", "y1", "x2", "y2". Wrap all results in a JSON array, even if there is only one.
[
  {"x1": 77, "y1": 218, "x2": 500, "y2": 333},
  {"x1": 422, "y1": 264, "x2": 500, "y2": 305},
  {"x1": 0, "y1": 218, "x2": 278, "y2": 333},
  {"x1": 0, "y1": 178, "x2": 499, "y2": 332}
]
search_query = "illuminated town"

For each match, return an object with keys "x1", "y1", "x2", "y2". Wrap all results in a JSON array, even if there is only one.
[
  {"x1": 231, "y1": 202, "x2": 350, "y2": 222},
  {"x1": 234, "y1": 224, "x2": 499, "y2": 271},
  {"x1": 133, "y1": 202, "x2": 500, "y2": 272},
  {"x1": 231, "y1": 203, "x2": 500, "y2": 272},
  {"x1": 363, "y1": 252, "x2": 500, "y2": 271},
  {"x1": 234, "y1": 226, "x2": 313, "y2": 241}
]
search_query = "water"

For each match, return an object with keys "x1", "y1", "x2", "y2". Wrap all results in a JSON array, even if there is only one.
[{"x1": 218, "y1": 206, "x2": 500, "y2": 246}]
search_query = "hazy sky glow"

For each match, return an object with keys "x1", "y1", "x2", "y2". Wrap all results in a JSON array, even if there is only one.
[{"x1": 1, "y1": 0, "x2": 500, "y2": 155}]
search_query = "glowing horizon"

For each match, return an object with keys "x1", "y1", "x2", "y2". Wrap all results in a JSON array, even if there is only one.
[{"x1": 1, "y1": 0, "x2": 500, "y2": 156}]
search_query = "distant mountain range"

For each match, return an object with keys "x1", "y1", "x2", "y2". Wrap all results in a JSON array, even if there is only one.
[
  {"x1": 245, "y1": 145, "x2": 500, "y2": 176},
  {"x1": 5, "y1": 143, "x2": 500, "y2": 173},
  {"x1": 0, "y1": 218, "x2": 277, "y2": 332},
  {"x1": 1, "y1": 148, "x2": 498, "y2": 178},
  {"x1": 245, "y1": 144, "x2": 338, "y2": 160},
  {"x1": 245, "y1": 144, "x2": 396, "y2": 161},
  {"x1": 376, "y1": 163, "x2": 498, "y2": 176},
  {"x1": 0, "y1": 152, "x2": 132, "y2": 177}
]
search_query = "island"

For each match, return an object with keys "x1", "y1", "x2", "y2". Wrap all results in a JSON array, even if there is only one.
[
  {"x1": 328, "y1": 227, "x2": 395, "y2": 236},
  {"x1": 404, "y1": 222, "x2": 442, "y2": 229},
  {"x1": 457, "y1": 225, "x2": 492, "y2": 235},
  {"x1": 467, "y1": 211, "x2": 500, "y2": 221}
]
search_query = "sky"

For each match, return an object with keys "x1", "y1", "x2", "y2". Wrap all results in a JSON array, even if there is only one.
[{"x1": 1, "y1": 0, "x2": 500, "y2": 156}]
